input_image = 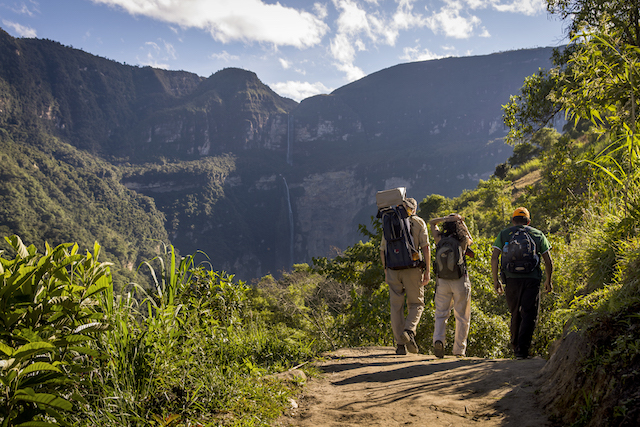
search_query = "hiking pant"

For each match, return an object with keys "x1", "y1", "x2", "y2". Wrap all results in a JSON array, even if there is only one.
[
  {"x1": 386, "y1": 267, "x2": 425, "y2": 345},
  {"x1": 504, "y1": 277, "x2": 541, "y2": 358},
  {"x1": 433, "y1": 274, "x2": 471, "y2": 356}
]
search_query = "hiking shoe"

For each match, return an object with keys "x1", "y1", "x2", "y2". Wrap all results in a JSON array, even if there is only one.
[
  {"x1": 434, "y1": 340, "x2": 444, "y2": 358},
  {"x1": 402, "y1": 330, "x2": 419, "y2": 354},
  {"x1": 396, "y1": 344, "x2": 407, "y2": 355}
]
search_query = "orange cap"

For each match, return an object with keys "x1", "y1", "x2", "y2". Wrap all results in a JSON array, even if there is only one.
[{"x1": 512, "y1": 207, "x2": 530, "y2": 219}]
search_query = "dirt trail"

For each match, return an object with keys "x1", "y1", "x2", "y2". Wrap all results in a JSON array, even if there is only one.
[{"x1": 277, "y1": 346, "x2": 552, "y2": 427}]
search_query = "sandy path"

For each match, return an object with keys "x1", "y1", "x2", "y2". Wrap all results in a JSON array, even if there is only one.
[{"x1": 277, "y1": 346, "x2": 552, "y2": 427}]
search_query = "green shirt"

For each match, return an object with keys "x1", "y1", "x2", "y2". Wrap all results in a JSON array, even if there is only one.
[{"x1": 492, "y1": 225, "x2": 551, "y2": 279}]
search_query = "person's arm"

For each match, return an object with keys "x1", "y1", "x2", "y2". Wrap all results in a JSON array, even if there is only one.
[
  {"x1": 421, "y1": 244, "x2": 430, "y2": 286},
  {"x1": 542, "y1": 251, "x2": 553, "y2": 293},
  {"x1": 429, "y1": 215, "x2": 457, "y2": 243},
  {"x1": 380, "y1": 248, "x2": 389, "y2": 282},
  {"x1": 428, "y1": 218, "x2": 442, "y2": 243},
  {"x1": 491, "y1": 247, "x2": 503, "y2": 295}
]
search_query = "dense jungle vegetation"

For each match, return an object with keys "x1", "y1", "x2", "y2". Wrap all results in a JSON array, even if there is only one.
[{"x1": 2, "y1": 1, "x2": 640, "y2": 427}]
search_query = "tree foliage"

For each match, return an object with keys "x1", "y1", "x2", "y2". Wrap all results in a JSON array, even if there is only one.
[{"x1": 547, "y1": 0, "x2": 640, "y2": 47}]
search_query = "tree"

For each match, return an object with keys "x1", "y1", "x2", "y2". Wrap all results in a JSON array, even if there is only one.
[
  {"x1": 505, "y1": 0, "x2": 640, "y2": 209},
  {"x1": 547, "y1": 0, "x2": 640, "y2": 47},
  {"x1": 555, "y1": 29, "x2": 640, "y2": 208},
  {"x1": 503, "y1": 67, "x2": 565, "y2": 144}
]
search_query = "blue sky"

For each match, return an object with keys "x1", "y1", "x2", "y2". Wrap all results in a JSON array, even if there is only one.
[{"x1": 0, "y1": 0, "x2": 567, "y2": 101}]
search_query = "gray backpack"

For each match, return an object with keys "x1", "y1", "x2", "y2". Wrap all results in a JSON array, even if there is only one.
[{"x1": 435, "y1": 235, "x2": 465, "y2": 279}]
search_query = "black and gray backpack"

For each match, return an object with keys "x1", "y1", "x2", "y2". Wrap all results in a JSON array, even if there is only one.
[
  {"x1": 501, "y1": 226, "x2": 540, "y2": 274},
  {"x1": 380, "y1": 205, "x2": 421, "y2": 270}
]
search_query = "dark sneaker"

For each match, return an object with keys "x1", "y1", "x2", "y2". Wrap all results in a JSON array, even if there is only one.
[
  {"x1": 434, "y1": 340, "x2": 444, "y2": 358},
  {"x1": 402, "y1": 330, "x2": 419, "y2": 354},
  {"x1": 396, "y1": 344, "x2": 407, "y2": 355}
]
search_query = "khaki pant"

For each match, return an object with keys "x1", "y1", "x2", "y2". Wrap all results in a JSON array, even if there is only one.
[
  {"x1": 386, "y1": 267, "x2": 425, "y2": 344},
  {"x1": 433, "y1": 275, "x2": 471, "y2": 356}
]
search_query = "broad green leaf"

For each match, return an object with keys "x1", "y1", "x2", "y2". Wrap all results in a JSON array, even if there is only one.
[
  {"x1": 58, "y1": 333, "x2": 92, "y2": 343},
  {"x1": 0, "y1": 341, "x2": 14, "y2": 357},
  {"x1": 13, "y1": 342, "x2": 55, "y2": 360},
  {"x1": 84, "y1": 276, "x2": 111, "y2": 298},
  {"x1": 7, "y1": 236, "x2": 29, "y2": 259},
  {"x1": 13, "y1": 391, "x2": 73, "y2": 411},
  {"x1": 19, "y1": 362, "x2": 62, "y2": 378},
  {"x1": 67, "y1": 346, "x2": 100, "y2": 358},
  {"x1": 15, "y1": 422, "x2": 60, "y2": 427},
  {"x1": 72, "y1": 322, "x2": 109, "y2": 334}
]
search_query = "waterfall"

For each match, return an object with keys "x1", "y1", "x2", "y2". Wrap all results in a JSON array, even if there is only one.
[
  {"x1": 283, "y1": 177, "x2": 294, "y2": 268},
  {"x1": 287, "y1": 114, "x2": 293, "y2": 166}
]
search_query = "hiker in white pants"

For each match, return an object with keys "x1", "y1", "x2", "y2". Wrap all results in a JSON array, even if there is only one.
[{"x1": 429, "y1": 214, "x2": 474, "y2": 358}]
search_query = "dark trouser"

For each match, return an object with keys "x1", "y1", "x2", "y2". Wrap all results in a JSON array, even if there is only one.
[{"x1": 504, "y1": 277, "x2": 541, "y2": 357}]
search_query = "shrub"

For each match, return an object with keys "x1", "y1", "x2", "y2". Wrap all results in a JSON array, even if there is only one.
[{"x1": 0, "y1": 235, "x2": 111, "y2": 426}]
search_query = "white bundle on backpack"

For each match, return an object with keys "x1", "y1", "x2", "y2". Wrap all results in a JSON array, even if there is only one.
[{"x1": 376, "y1": 187, "x2": 406, "y2": 209}]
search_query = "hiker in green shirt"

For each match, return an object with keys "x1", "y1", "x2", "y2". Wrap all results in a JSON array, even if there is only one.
[{"x1": 491, "y1": 207, "x2": 553, "y2": 359}]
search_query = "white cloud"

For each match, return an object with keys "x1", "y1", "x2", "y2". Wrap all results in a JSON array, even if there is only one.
[
  {"x1": 330, "y1": 32, "x2": 357, "y2": 64},
  {"x1": 279, "y1": 58, "x2": 291, "y2": 69},
  {"x1": 328, "y1": 0, "x2": 430, "y2": 83},
  {"x1": 90, "y1": 0, "x2": 329, "y2": 48},
  {"x1": 313, "y1": 2, "x2": 328, "y2": 20},
  {"x1": 400, "y1": 45, "x2": 445, "y2": 62},
  {"x1": 493, "y1": 0, "x2": 546, "y2": 15},
  {"x1": 137, "y1": 39, "x2": 176, "y2": 68},
  {"x1": 210, "y1": 50, "x2": 240, "y2": 61},
  {"x1": 2, "y1": 20, "x2": 37, "y2": 37},
  {"x1": 270, "y1": 80, "x2": 331, "y2": 101},
  {"x1": 7, "y1": 1, "x2": 39, "y2": 16},
  {"x1": 425, "y1": 7, "x2": 481, "y2": 38},
  {"x1": 334, "y1": 0, "x2": 372, "y2": 37},
  {"x1": 335, "y1": 61, "x2": 366, "y2": 82}
]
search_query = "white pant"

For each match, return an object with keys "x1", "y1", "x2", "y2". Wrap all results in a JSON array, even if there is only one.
[{"x1": 433, "y1": 275, "x2": 471, "y2": 356}]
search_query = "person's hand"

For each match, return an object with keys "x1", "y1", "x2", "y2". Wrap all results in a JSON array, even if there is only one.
[
  {"x1": 494, "y1": 280, "x2": 504, "y2": 295},
  {"x1": 422, "y1": 271, "x2": 430, "y2": 286},
  {"x1": 544, "y1": 278, "x2": 553, "y2": 294}
]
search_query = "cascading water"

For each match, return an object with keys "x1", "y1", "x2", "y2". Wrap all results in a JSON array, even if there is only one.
[
  {"x1": 283, "y1": 177, "x2": 294, "y2": 268},
  {"x1": 287, "y1": 114, "x2": 293, "y2": 166}
]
